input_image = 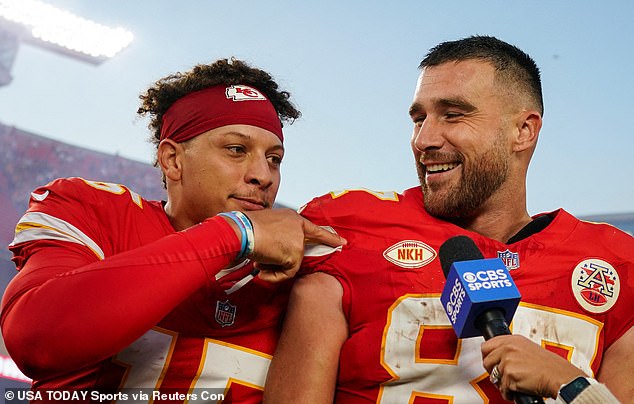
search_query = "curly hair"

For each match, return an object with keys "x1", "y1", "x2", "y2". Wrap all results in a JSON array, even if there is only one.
[{"x1": 138, "y1": 58, "x2": 301, "y2": 156}]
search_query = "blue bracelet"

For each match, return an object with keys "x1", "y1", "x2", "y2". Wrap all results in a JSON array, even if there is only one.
[
  {"x1": 218, "y1": 212, "x2": 248, "y2": 258},
  {"x1": 217, "y1": 211, "x2": 254, "y2": 259},
  {"x1": 232, "y1": 211, "x2": 255, "y2": 257}
]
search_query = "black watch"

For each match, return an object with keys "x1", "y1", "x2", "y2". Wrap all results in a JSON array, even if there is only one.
[{"x1": 557, "y1": 376, "x2": 596, "y2": 403}]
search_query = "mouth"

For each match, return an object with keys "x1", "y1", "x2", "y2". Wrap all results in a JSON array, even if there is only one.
[
  {"x1": 231, "y1": 196, "x2": 268, "y2": 210},
  {"x1": 423, "y1": 162, "x2": 460, "y2": 174}
]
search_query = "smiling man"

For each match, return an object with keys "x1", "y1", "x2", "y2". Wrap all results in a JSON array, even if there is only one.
[
  {"x1": 409, "y1": 47, "x2": 540, "y2": 242},
  {"x1": 265, "y1": 37, "x2": 632, "y2": 404},
  {"x1": 1, "y1": 58, "x2": 345, "y2": 402}
]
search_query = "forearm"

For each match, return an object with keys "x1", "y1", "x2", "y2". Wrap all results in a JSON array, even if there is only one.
[
  {"x1": 595, "y1": 326, "x2": 634, "y2": 402},
  {"x1": 1, "y1": 216, "x2": 240, "y2": 378}
]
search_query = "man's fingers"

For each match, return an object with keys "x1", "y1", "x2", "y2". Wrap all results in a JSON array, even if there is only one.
[
  {"x1": 302, "y1": 218, "x2": 347, "y2": 247},
  {"x1": 256, "y1": 263, "x2": 297, "y2": 283},
  {"x1": 481, "y1": 334, "x2": 505, "y2": 357},
  {"x1": 243, "y1": 211, "x2": 345, "y2": 285}
]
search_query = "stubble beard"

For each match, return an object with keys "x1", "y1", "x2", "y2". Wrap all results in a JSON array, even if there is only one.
[{"x1": 418, "y1": 132, "x2": 509, "y2": 220}]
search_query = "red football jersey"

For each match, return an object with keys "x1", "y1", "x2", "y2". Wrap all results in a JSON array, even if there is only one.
[
  {"x1": 300, "y1": 187, "x2": 634, "y2": 403},
  {"x1": 2, "y1": 177, "x2": 291, "y2": 403}
]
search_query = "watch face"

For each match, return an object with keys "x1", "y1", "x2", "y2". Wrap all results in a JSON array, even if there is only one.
[{"x1": 560, "y1": 377, "x2": 591, "y2": 402}]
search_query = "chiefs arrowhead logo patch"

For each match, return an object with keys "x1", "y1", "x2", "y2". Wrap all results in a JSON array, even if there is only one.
[
  {"x1": 571, "y1": 258, "x2": 620, "y2": 314},
  {"x1": 383, "y1": 240, "x2": 436, "y2": 269}
]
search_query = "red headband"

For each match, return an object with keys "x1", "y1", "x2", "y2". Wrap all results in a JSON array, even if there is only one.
[{"x1": 160, "y1": 84, "x2": 283, "y2": 143}]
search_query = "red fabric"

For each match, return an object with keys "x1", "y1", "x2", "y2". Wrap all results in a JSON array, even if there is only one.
[
  {"x1": 1, "y1": 177, "x2": 291, "y2": 402},
  {"x1": 160, "y1": 85, "x2": 283, "y2": 143},
  {"x1": 300, "y1": 187, "x2": 634, "y2": 403}
]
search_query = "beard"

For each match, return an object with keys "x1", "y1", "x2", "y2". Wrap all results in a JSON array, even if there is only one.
[{"x1": 417, "y1": 131, "x2": 509, "y2": 219}]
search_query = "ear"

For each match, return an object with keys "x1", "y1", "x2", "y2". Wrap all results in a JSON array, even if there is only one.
[
  {"x1": 157, "y1": 139, "x2": 183, "y2": 181},
  {"x1": 513, "y1": 110, "x2": 542, "y2": 152}
]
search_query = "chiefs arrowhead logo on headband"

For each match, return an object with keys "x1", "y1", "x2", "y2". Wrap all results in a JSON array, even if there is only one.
[
  {"x1": 226, "y1": 85, "x2": 267, "y2": 101},
  {"x1": 160, "y1": 84, "x2": 283, "y2": 143}
]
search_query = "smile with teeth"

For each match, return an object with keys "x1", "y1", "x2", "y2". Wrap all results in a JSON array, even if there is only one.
[{"x1": 425, "y1": 162, "x2": 459, "y2": 173}]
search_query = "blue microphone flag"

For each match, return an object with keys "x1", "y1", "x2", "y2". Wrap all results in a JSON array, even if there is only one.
[{"x1": 440, "y1": 257, "x2": 521, "y2": 338}]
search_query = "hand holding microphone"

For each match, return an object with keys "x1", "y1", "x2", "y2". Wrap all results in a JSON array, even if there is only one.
[
  {"x1": 439, "y1": 235, "x2": 544, "y2": 404},
  {"x1": 481, "y1": 334, "x2": 587, "y2": 400}
]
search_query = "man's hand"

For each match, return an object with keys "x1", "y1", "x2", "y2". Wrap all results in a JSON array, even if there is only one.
[{"x1": 243, "y1": 209, "x2": 346, "y2": 283}]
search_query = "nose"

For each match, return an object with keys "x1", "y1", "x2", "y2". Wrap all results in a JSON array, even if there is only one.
[
  {"x1": 412, "y1": 118, "x2": 444, "y2": 152},
  {"x1": 245, "y1": 155, "x2": 274, "y2": 188}
]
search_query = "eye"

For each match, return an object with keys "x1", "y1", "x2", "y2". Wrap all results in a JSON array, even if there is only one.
[
  {"x1": 268, "y1": 153, "x2": 283, "y2": 167},
  {"x1": 412, "y1": 114, "x2": 426, "y2": 126},
  {"x1": 445, "y1": 111, "x2": 463, "y2": 119},
  {"x1": 227, "y1": 145, "x2": 246, "y2": 155}
]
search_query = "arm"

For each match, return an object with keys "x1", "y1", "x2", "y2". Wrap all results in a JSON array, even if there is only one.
[
  {"x1": 1, "y1": 216, "x2": 239, "y2": 379},
  {"x1": 264, "y1": 272, "x2": 348, "y2": 403},
  {"x1": 1, "y1": 209, "x2": 345, "y2": 380},
  {"x1": 595, "y1": 325, "x2": 634, "y2": 401}
]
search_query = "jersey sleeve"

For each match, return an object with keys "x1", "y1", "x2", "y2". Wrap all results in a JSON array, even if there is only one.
[
  {"x1": 299, "y1": 189, "x2": 403, "y2": 314},
  {"x1": 591, "y1": 223, "x2": 634, "y2": 347},
  {"x1": 0, "y1": 178, "x2": 242, "y2": 380},
  {"x1": 298, "y1": 191, "x2": 350, "y2": 275}
]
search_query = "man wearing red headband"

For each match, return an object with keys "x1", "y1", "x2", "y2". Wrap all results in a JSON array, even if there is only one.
[{"x1": 1, "y1": 58, "x2": 345, "y2": 402}]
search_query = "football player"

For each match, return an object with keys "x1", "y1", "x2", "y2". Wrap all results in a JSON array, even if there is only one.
[
  {"x1": 265, "y1": 36, "x2": 632, "y2": 404},
  {"x1": 1, "y1": 58, "x2": 345, "y2": 402}
]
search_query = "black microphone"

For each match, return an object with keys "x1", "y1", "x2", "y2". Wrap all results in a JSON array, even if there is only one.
[{"x1": 439, "y1": 235, "x2": 544, "y2": 404}]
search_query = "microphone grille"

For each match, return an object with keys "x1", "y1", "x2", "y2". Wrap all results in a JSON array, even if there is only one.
[{"x1": 439, "y1": 235, "x2": 484, "y2": 278}]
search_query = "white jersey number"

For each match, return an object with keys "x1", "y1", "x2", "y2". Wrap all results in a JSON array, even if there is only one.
[
  {"x1": 379, "y1": 295, "x2": 600, "y2": 403},
  {"x1": 114, "y1": 328, "x2": 270, "y2": 403}
]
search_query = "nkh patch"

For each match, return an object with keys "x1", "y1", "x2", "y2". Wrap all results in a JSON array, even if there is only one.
[
  {"x1": 383, "y1": 240, "x2": 436, "y2": 269},
  {"x1": 571, "y1": 258, "x2": 620, "y2": 314},
  {"x1": 215, "y1": 300, "x2": 237, "y2": 327},
  {"x1": 225, "y1": 85, "x2": 266, "y2": 101},
  {"x1": 497, "y1": 249, "x2": 520, "y2": 270}
]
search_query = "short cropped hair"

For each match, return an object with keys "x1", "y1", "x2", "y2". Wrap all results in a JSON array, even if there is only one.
[{"x1": 420, "y1": 36, "x2": 543, "y2": 115}]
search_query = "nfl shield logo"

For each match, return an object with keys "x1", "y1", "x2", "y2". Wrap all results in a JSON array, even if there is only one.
[
  {"x1": 497, "y1": 249, "x2": 520, "y2": 270},
  {"x1": 215, "y1": 300, "x2": 237, "y2": 327}
]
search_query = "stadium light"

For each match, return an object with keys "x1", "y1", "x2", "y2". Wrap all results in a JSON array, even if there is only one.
[{"x1": 0, "y1": 0, "x2": 133, "y2": 66}]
